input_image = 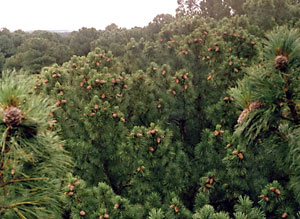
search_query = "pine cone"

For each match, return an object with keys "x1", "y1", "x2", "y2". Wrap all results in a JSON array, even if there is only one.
[
  {"x1": 249, "y1": 101, "x2": 263, "y2": 111},
  {"x1": 237, "y1": 108, "x2": 250, "y2": 124},
  {"x1": 275, "y1": 55, "x2": 288, "y2": 71},
  {"x1": 3, "y1": 106, "x2": 23, "y2": 126}
]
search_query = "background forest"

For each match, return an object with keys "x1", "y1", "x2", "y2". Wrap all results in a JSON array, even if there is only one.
[{"x1": 1, "y1": 0, "x2": 300, "y2": 218}]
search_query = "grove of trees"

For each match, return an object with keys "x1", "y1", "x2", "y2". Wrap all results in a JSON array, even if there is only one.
[{"x1": 1, "y1": 0, "x2": 300, "y2": 218}]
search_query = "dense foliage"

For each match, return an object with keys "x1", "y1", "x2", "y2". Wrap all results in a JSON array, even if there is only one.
[
  {"x1": 0, "y1": 72, "x2": 72, "y2": 218},
  {"x1": 1, "y1": 0, "x2": 300, "y2": 218}
]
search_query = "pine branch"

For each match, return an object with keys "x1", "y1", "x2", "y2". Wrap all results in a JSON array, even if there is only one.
[
  {"x1": 0, "y1": 202, "x2": 41, "y2": 209},
  {"x1": 285, "y1": 89, "x2": 299, "y2": 124},
  {"x1": 0, "y1": 127, "x2": 11, "y2": 198},
  {"x1": 0, "y1": 177, "x2": 49, "y2": 188},
  {"x1": 119, "y1": 182, "x2": 133, "y2": 191},
  {"x1": 280, "y1": 115, "x2": 294, "y2": 122},
  {"x1": 13, "y1": 208, "x2": 27, "y2": 219},
  {"x1": 269, "y1": 126, "x2": 288, "y2": 141},
  {"x1": 0, "y1": 171, "x2": 6, "y2": 197},
  {"x1": 284, "y1": 75, "x2": 299, "y2": 124}
]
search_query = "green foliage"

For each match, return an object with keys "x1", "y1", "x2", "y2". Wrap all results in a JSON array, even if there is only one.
[
  {"x1": 0, "y1": 53, "x2": 5, "y2": 73},
  {"x1": 0, "y1": 72, "x2": 72, "y2": 218},
  {"x1": 5, "y1": 37, "x2": 73, "y2": 74},
  {"x1": 193, "y1": 205, "x2": 230, "y2": 219},
  {"x1": 243, "y1": 0, "x2": 300, "y2": 31},
  {"x1": 0, "y1": 35, "x2": 16, "y2": 58},
  {"x1": 199, "y1": 0, "x2": 231, "y2": 19},
  {"x1": 147, "y1": 208, "x2": 165, "y2": 219},
  {"x1": 228, "y1": 27, "x2": 300, "y2": 217},
  {"x1": 35, "y1": 10, "x2": 300, "y2": 218},
  {"x1": 263, "y1": 27, "x2": 300, "y2": 67},
  {"x1": 120, "y1": 124, "x2": 189, "y2": 204},
  {"x1": 234, "y1": 196, "x2": 266, "y2": 218},
  {"x1": 176, "y1": 0, "x2": 231, "y2": 19},
  {"x1": 69, "y1": 27, "x2": 100, "y2": 56},
  {"x1": 62, "y1": 174, "x2": 143, "y2": 219}
]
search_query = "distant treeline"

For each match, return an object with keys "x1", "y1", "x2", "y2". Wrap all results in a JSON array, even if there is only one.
[
  {"x1": 0, "y1": 13, "x2": 174, "y2": 74},
  {"x1": 1, "y1": 0, "x2": 299, "y2": 75}
]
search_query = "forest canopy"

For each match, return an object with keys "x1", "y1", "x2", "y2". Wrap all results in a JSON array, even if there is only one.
[{"x1": 1, "y1": 0, "x2": 300, "y2": 218}]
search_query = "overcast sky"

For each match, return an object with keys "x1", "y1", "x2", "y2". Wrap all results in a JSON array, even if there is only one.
[{"x1": 0, "y1": 0, "x2": 178, "y2": 31}]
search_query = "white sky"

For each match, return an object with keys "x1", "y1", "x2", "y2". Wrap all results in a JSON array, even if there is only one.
[{"x1": 0, "y1": 0, "x2": 178, "y2": 31}]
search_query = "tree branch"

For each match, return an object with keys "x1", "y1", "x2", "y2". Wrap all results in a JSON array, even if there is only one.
[
  {"x1": 269, "y1": 126, "x2": 288, "y2": 141},
  {"x1": 13, "y1": 208, "x2": 27, "y2": 219},
  {"x1": 285, "y1": 90, "x2": 299, "y2": 124},
  {"x1": 283, "y1": 75, "x2": 299, "y2": 125},
  {"x1": 0, "y1": 202, "x2": 41, "y2": 209},
  {"x1": 0, "y1": 127, "x2": 11, "y2": 197},
  {"x1": 280, "y1": 115, "x2": 295, "y2": 122},
  {"x1": 0, "y1": 177, "x2": 49, "y2": 188}
]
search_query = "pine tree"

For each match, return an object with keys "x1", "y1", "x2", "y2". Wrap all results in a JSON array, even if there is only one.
[
  {"x1": 0, "y1": 71, "x2": 72, "y2": 218},
  {"x1": 228, "y1": 27, "x2": 300, "y2": 217},
  {"x1": 36, "y1": 14, "x2": 265, "y2": 218}
]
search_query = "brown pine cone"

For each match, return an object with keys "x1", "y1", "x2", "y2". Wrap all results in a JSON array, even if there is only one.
[
  {"x1": 237, "y1": 108, "x2": 250, "y2": 124},
  {"x1": 3, "y1": 106, "x2": 23, "y2": 126},
  {"x1": 275, "y1": 55, "x2": 288, "y2": 71},
  {"x1": 249, "y1": 101, "x2": 263, "y2": 111}
]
